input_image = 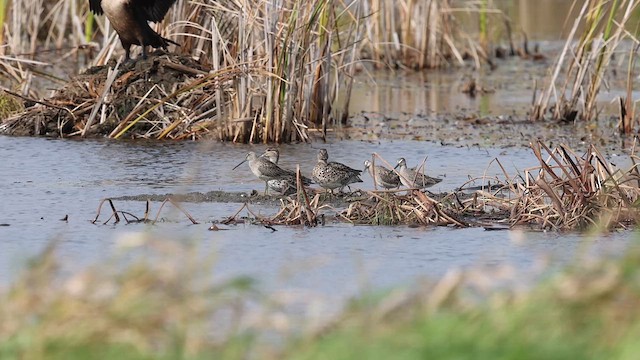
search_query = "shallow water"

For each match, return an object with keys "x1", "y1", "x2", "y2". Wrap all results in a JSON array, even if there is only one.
[{"x1": 0, "y1": 136, "x2": 634, "y2": 304}]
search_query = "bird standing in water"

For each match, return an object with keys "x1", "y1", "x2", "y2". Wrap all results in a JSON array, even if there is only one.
[
  {"x1": 260, "y1": 148, "x2": 312, "y2": 195},
  {"x1": 394, "y1": 158, "x2": 442, "y2": 189},
  {"x1": 89, "y1": 0, "x2": 180, "y2": 61},
  {"x1": 363, "y1": 160, "x2": 401, "y2": 189},
  {"x1": 233, "y1": 151, "x2": 311, "y2": 195},
  {"x1": 312, "y1": 149, "x2": 362, "y2": 194}
]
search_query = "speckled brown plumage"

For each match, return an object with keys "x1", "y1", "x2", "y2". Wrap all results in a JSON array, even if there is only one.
[{"x1": 312, "y1": 149, "x2": 362, "y2": 193}]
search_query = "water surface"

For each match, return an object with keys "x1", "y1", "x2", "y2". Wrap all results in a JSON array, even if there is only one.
[{"x1": 0, "y1": 136, "x2": 633, "y2": 303}]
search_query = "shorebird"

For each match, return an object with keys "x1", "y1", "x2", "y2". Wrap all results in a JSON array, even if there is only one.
[
  {"x1": 89, "y1": 0, "x2": 180, "y2": 61},
  {"x1": 363, "y1": 160, "x2": 401, "y2": 189},
  {"x1": 312, "y1": 149, "x2": 362, "y2": 194},
  {"x1": 259, "y1": 148, "x2": 311, "y2": 195},
  {"x1": 263, "y1": 178, "x2": 297, "y2": 196},
  {"x1": 394, "y1": 158, "x2": 442, "y2": 189},
  {"x1": 233, "y1": 151, "x2": 311, "y2": 195},
  {"x1": 261, "y1": 147, "x2": 280, "y2": 164}
]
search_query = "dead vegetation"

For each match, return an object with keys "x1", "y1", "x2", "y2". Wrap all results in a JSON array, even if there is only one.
[
  {"x1": 341, "y1": 190, "x2": 470, "y2": 226},
  {"x1": 0, "y1": 53, "x2": 228, "y2": 138},
  {"x1": 1, "y1": 0, "x2": 362, "y2": 142},
  {"x1": 87, "y1": 142, "x2": 640, "y2": 232},
  {"x1": 93, "y1": 197, "x2": 199, "y2": 225},
  {"x1": 530, "y1": 0, "x2": 640, "y2": 124},
  {"x1": 508, "y1": 141, "x2": 640, "y2": 230},
  {"x1": 359, "y1": 0, "x2": 511, "y2": 69},
  {"x1": 226, "y1": 142, "x2": 640, "y2": 231},
  {"x1": 0, "y1": 0, "x2": 530, "y2": 142}
]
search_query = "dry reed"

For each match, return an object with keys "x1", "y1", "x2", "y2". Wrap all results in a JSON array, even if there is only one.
[
  {"x1": 1, "y1": 0, "x2": 364, "y2": 142},
  {"x1": 507, "y1": 141, "x2": 640, "y2": 230},
  {"x1": 263, "y1": 142, "x2": 640, "y2": 231},
  {"x1": 530, "y1": 0, "x2": 640, "y2": 123},
  {"x1": 0, "y1": 0, "x2": 518, "y2": 141},
  {"x1": 341, "y1": 190, "x2": 469, "y2": 226}
]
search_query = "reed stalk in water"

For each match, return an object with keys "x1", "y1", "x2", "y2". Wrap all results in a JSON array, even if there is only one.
[{"x1": 531, "y1": 0, "x2": 639, "y2": 122}]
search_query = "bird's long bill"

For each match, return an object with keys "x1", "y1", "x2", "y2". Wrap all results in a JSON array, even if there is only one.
[
  {"x1": 393, "y1": 163, "x2": 400, "y2": 169},
  {"x1": 232, "y1": 159, "x2": 247, "y2": 170}
]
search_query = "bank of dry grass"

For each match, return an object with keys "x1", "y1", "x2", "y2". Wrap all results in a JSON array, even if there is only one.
[
  {"x1": 0, "y1": 0, "x2": 519, "y2": 142},
  {"x1": 1, "y1": 0, "x2": 362, "y2": 142}
]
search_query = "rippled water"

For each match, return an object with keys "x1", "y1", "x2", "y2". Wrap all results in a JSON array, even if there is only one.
[{"x1": 0, "y1": 135, "x2": 634, "y2": 303}]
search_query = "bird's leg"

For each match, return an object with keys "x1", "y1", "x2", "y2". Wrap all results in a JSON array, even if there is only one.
[
  {"x1": 123, "y1": 42, "x2": 132, "y2": 63},
  {"x1": 141, "y1": 45, "x2": 148, "y2": 60},
  {"x1": 264, "y1": 181, "x2": 269, "y2": 196}
]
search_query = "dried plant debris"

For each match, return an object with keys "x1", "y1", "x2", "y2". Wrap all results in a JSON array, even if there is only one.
[
  {"x1": 94, "y1": 142, "x2": 640, "y2": 232},
  {"x1": 268, "y1": 142, "x2": 640, "y2": 231},
  {"x1": 509, "y1": 141, "x2": 640, "y2": 230},
  {"x1": 341, "y1": 190, "x2": 468, "y2": 226},
  {"x1": 92, "y1": 198, "x2": 198, "y2": 225},
  {"x1": 1, "y1": 53, "x2": 240, "y2": 139}
]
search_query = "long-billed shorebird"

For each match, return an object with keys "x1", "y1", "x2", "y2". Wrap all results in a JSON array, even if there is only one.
[
  {"x1": 312, "y1": 149, "x2": 362, "y2": 193},
  {"x1": 394, "y1": 158, "x2": 442, "y2": 189},
  {"x1": 233, "y1": 150, "x2": 311, "y2": 195},
  {"x1": 260, "y1": 148, "x2": 311, "y2": 195},
  {"x1": 363, "y1": 160, "x2": 401, "y2": 189}
]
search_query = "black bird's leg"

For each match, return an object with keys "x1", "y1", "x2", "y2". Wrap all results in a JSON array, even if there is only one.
[{"x1": 123, "y1": 42, "x2": 132, "y2": 62}]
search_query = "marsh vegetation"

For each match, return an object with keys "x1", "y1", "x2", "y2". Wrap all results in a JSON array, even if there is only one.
[
  {"x1": 2, "y1": 0, "x2": 640, "y2": 358},
  {"x1": 0, "y1": 0, "x2": 569, "y2": 142}
]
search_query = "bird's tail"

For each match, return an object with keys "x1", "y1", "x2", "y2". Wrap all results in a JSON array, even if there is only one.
[
  {"x1": 161, "y1": 36, "x2": 180, "y2": 48},
  {"x1": 145, "y1": 25, "x2": 180, "y2": 50}
]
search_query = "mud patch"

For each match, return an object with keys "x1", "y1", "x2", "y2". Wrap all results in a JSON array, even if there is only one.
[
  {"x1": 112, "y1": 189, "x2": 366, "y2": 207},
  {"x1": 341, "y1": 111, "x2": 625, "y2": 153}
]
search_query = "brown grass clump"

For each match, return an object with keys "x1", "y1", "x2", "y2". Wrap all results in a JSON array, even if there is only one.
[
  {"x1": 509, "y1": 141, "x2": 640, "y2": 230},
  {"x1": 1, "y1": 53, "x2": 227, "y2": 139},
  {"x1": 270, "y1": 168, "x2": 326, "y2": 226},
  {"x1": 341, "y1": 190, "x2": 469, "y2": 226},
  {"x1": 1, "y1": 0, "x2": 361, "y2": 142}
]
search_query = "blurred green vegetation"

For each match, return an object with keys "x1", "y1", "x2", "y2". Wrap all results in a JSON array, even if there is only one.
[{"x1": 1, "y1": 236, "x2": 639, "y2": 359}]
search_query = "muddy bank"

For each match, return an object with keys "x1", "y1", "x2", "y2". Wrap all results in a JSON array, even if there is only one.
[
  {"x1": 340, "y1": 110, "x2": 624, "y2": 154},
  {"x1": 113, "y1": 189, "x2": 372, "y2": 207},
  {"x1": 0, "y1": 48, "x2": 630, "y2": 154}
]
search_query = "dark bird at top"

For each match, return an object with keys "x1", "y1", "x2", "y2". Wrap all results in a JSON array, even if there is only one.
[{"x1": 89, "y1": 0, "x2": 179, "y2": 61}]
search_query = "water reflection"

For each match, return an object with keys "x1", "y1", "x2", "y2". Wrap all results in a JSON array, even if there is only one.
[{"x1": 350, "y1": 58, "x2": 549, "y2": 116}]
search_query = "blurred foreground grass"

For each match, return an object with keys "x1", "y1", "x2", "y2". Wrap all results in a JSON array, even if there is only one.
[{"x1": 2, "y1": 234, "x2": 640, "y2": 359}]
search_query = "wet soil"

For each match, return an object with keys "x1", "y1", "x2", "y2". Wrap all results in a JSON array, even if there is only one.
[
  {"x1": 341, "y1": 109, "x2": 625, "y2": 154},
  {"x1": 114, "y1": 189, "x2": 386, "y2": 207}
]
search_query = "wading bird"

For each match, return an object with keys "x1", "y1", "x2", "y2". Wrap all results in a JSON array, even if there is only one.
[
  {"x1": 394, "y1": 158, "x2": 442, "y2": 189},
  {"x1": 363, "y1": 159, "x2": 401, "y2": 189},
  {"x1": 260, "y1": 148, "x2": 312, "y2": 195},
  {"x1": 89, "y1": 0, "x2": 179, "y2": 61},
  {"x1": 233, "y1": 151, "x2": 311, "y2": 195},
  {"x1": 312, "y1": 149, "x2": 362, "y2": 194}
]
